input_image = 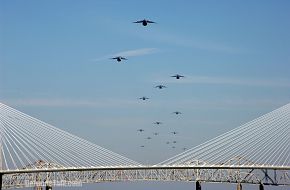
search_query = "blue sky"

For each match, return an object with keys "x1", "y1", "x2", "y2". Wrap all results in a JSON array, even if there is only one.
[{"x1": 0, "y1": 1, "x2": 290, "y2": 189}]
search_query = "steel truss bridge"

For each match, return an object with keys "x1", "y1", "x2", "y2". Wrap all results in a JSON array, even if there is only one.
[{"x1": 0, "y1": 102, "x2": 289, "y2": 189}]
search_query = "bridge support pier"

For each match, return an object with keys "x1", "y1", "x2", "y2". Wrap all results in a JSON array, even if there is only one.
[
  {"x1": 0, "y1": 174, "x2": 2, "y2": 190},
  {"x1": 237, "y1": 183, "x2": 242, "y2": 190},
  {"x1": 46, "y1": 185, "x2": 52, "y2": 190},
  {"x1": 196, "y1": 181, "x2": 201, "y2": 190},
  {"x1": 259, "y1": 184, "x2": 264, "y2": 190}
]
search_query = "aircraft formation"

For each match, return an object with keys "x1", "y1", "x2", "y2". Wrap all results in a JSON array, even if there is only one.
[{"x1": 109, "y1": 19, "x2": 187, "y2": 152}]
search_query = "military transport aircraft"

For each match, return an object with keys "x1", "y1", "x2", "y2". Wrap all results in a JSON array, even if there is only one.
[
  {"x1": 171, "y1": 74, "x2": 184, "y2": 79},
  {"x1": 110, "y1": 56, "x2": 127, "y2": 62},
  {"x1": 133, "y1": 19, "x2": 156, "y2": 26}
]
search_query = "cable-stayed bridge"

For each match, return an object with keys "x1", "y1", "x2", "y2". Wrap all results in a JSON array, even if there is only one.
[{"x1": 0, "y1": 102, "x2": 289, "y2": 190}]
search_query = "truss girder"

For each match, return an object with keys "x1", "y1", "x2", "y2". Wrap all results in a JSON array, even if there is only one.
[{"x1": 1, "y1": 168, "x2": 289, "y2": 189}]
